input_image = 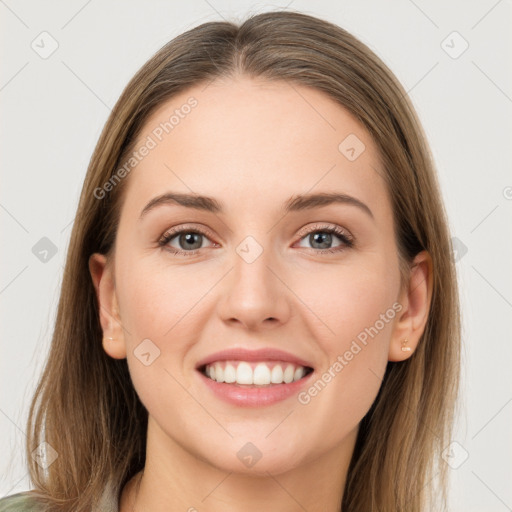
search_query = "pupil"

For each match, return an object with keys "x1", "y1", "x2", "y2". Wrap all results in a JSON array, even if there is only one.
[
  {"x1": 311, "y1": 232, "x2": 331, "y2": 249},
  {"x1": 181, "y1": 232, "x2": 202, "y2": 250}
]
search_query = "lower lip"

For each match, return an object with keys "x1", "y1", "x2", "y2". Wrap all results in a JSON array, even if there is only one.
[{"x1": 197, "y1": 369, "x2": 314, "y2": 407}]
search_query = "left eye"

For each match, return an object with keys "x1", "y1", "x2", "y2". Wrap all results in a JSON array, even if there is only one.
[{"x1": 295, "y1": 227, "x2": 353, "y2": 251}]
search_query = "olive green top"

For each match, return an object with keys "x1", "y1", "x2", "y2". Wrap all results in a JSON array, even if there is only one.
[
  {"x1": 0, "y1": 493, "x2": 42, "y2": 512},
  {"x1": 0, "y1": 482, "x2": 120, "y2": 511}
]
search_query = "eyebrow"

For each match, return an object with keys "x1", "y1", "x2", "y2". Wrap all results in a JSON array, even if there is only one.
[{"x1": 139, "y1": 191, "x2": 374, "y2": 220}]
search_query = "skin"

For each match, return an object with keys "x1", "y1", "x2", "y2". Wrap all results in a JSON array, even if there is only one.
[{"x1": 89, "y1": 75, "x2": 432, "y2": 512}]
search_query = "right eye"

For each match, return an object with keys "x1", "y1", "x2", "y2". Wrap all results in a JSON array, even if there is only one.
[{"x1": 158, "y1": 226, "x2": 217, "y2": 256}]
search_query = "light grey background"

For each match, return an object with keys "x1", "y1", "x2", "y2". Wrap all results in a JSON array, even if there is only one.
[{"x1": 1, "y1": 1, "x2": 511, "y2": 510}]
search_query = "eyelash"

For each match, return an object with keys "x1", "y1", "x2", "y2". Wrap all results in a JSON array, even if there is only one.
[{"x1": 157, "y1": 223, "x2": 355, "y2": 257}]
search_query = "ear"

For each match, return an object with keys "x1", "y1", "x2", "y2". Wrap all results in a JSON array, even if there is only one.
[
  {"x1": 389, "y1": 250, "x2": 433, "y2": 362},
  {"x1": 88, "y1": 252, "x2": 127, "y2": 359}
]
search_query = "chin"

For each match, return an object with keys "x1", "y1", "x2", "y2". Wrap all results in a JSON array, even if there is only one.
[{"x1": 193, "y1": 435, "x2": 308, "y2": 477}]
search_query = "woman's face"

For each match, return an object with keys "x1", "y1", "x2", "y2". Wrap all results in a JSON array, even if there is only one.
[{"x1": 90, "y1": 76, "x2": 423, "y2": 475}]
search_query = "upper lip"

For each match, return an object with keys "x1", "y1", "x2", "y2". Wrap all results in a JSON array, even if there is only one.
[{"x1": 195, "y1": 347, "x2": 314, "y2": 370}]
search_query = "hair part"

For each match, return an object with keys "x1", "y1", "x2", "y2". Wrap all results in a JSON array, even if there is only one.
[{"x1": 24, "y1": 10, "x2": 460, "y2": 511}]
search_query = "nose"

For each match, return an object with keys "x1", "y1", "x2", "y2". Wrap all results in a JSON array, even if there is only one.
[{"x1": 216, "y1": 240, "x2": 292, "y2": 331}]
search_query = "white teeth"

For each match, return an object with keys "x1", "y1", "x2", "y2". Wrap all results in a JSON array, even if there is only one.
[
  {"x1": 224, "y1": 364, "x2": 236, "y2": 383},
  {"x1": 236, "y1": 362, "x2": 253, "y2": 384},
  {"x1": 294, "y1": 366, "x2": 305, "y2": 381},
  {"x1": 215, "y1": 365, "x2": 225, "y2": 383},
  {"x1": 283, "y1": 364, "x2": 295, "y2": 383},
  {"x1": 253, "y1": 363, "x2": 271, "y2": 385},
  {"x1": 203, "y1": 361, "x2": 310, "y2": 385},
  {"x1": 270, "y1": 365, "x2": 283, "y2": 384}
]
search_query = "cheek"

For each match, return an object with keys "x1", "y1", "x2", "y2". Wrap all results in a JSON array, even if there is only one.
[
  {"x1": 114, "y1": 255, "x2": 208, "y2": 397},
  {"x1": 116, "y1": 254, "x2": 207, "y2": 340},
  {"x1": 114, "y1": 258, "x2": 204, "y2": 415},
  {"x1": 296, "y1": 256, "x2": 399, "y2": 354},
  {"x1": 293, "y1": 259, "x2": 398, "y2": 436}
]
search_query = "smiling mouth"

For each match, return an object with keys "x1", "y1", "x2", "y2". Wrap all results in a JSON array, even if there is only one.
[{"x1": 198, "y1": 360, "x2": 314, "y2": 387}]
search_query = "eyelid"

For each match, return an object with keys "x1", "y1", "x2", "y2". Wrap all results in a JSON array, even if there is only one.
[
  {"x1": 158, "y1": 223, "x2": 216, "y2": 244},
  {"x1": 158, "y1": 222, "x2": 352, "y2": 241},
  {"x1": 295, "y1": 222, "x2": 353, "y2": 241}
]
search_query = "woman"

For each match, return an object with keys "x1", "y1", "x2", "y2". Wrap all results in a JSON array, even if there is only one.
[{"x1": 0, "y1": 9, "x2": 460, "y2": 512}]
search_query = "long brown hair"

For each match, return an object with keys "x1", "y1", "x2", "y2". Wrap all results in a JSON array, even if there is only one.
[{"x1": 23, "y1": 10, "x2": 461, "y2": 511}]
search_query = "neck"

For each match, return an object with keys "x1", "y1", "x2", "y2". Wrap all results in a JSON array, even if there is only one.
[{"x1": 120, "y1": 416, "x2": 358, "y2": 512}]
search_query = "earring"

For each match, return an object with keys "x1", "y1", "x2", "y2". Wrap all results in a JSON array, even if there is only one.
[
  {"x1": 105, "y1": 336, "x2": 115, "y2": 341},
  {"x1": 401, "y1": 338, "x2": 411, "y2": 352}
]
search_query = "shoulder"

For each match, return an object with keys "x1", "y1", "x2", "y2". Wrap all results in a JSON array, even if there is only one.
[
  {"x1": 0, "y1": 492, "x2": 44, "y2": 512},
  {"x1": 0, "y1": 483, "x2": 120, "y2": 512}
]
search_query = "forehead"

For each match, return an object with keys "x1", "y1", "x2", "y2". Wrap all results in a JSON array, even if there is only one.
[{"x1": 121, "y1": 76, "x2": 388, "y2": 220}]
